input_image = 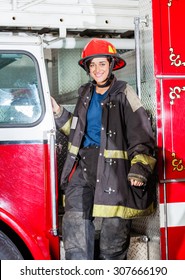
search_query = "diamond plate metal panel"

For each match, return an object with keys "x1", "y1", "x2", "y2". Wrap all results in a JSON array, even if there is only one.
[{"x1": 128, "y1": 234, "x2": 149, "y2": 260}]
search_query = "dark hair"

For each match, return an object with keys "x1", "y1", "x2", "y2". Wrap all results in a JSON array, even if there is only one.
[{"x1": 85, "y1": 56, "x2": 113, "y2": 72}]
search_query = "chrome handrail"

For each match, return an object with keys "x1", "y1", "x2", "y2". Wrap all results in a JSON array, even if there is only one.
[{"x1": 49, "y1": 128, "x2": 58, "y2": 236}]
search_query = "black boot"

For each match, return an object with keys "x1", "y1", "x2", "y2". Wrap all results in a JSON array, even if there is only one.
[
  {"x1": 62, "y1": 211, "x2": 95, "y2": 260},
  {"x1": 99, "y1": 217, "x2": 132, "y2": 260}
]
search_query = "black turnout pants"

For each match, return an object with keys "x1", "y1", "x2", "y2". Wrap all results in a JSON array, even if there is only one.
[{"x1": 62, "y1": 146, "x2": 132, "y2": 260}]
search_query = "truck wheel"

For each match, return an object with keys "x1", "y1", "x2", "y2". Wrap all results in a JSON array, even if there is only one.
[{"x1": 0, "y1": 230, "x2": 24, "y2": 260}]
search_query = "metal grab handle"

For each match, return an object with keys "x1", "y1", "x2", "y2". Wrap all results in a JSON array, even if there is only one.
[
  {"x1": 134, "y1": 16, "x2": 149, "y2": 100},
  {"x1": 160, "y1": 178, "x2": 185, "y2": 184},
  {"x1": 49, "y1": 129, "x2": 58, "y2": 236},
  {"x1": 134, "y1": 17, "x2": 142, "y2": 99}
]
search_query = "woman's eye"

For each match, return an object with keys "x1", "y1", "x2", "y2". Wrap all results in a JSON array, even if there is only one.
[
  {"x1": 89, "y1": 62, "x2": 107, "y2": 68},
  {"x1": 100, "y1": 63, "x2": 106, "y2": 67}
]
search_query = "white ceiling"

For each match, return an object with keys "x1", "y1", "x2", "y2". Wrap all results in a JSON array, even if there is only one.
[{"x1": 0, "y1": 0, "x2": 139, "y2": 37}]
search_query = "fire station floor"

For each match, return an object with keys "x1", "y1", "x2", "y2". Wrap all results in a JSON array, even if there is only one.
[{"x1": 59, "y1": 216, "x2": 160, "y2": 260}]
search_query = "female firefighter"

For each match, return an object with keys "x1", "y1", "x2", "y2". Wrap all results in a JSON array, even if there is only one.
[{"x1": 51, "y1": 38, "x2": 156, "y2": 260}]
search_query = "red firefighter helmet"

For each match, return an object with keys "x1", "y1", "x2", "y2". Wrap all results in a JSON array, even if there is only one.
[{"x1": 78, "y1": 38, "x2": 126, "y2": 71}]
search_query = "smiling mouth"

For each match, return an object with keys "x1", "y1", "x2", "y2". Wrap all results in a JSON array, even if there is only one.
[{"x1": 95, "y1": 73, "x2": 104, "y2": 78}]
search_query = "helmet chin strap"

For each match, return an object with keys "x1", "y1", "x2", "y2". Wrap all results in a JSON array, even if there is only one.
[{"x1": 89, "y1": 58, "x2": 115, "y2": 88}]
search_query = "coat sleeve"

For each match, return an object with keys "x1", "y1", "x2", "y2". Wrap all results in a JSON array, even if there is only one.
[
  {"x1": 55, "y1": 107, "x2": 73, "y2": 137},
  {"x1": 123, "y1": 84, "x2": 156, "y2": 184}
]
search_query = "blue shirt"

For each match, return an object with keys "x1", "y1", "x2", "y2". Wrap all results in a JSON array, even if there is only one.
[{"x1": 82, "y1": 88, "x2": 108, "y2": 147}]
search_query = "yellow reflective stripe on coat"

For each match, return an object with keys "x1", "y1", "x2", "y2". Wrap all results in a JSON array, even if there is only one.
[
  {"x1": 68, "y1": 142, "x2": 79, "y2": 155},
  {"x1": 104, "y1": 149, "x2": 128, "y2": 159},
  {"x1": 62, "y1": 195, "x2": 65, "y2": 207},
  {"x1": 59, "y1": 116, "x2": 72, "y2": 136},
  {"x1": 93, "y1": 203, "x2": 155, "y2": 219},
  {"x1": 131, "y1": 154, "x2": 156, "y2": 171}
]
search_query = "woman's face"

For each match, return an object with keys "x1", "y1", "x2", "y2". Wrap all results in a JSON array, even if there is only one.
[{"x1": 89, "y1": 57, "x2": 110, "y2": 86}]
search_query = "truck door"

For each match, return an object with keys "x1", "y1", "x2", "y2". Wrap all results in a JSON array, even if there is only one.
[
  {"x1": 152, "y1": 0, "x2": 185, "y2": 260},
  {"x1": 0, "y1": 39, "x2": 59, "y2": 260},
  {"x1": 159, "y1": 77, "x2": 185, "y2": 260}
]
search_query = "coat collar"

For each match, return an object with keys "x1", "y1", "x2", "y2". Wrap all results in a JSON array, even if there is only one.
[{"x1": 78, "y1": 75, "x2": 127, "y2": 98}]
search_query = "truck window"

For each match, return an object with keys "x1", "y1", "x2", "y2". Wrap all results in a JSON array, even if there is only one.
[{"x1": 0, "y1": 52, "x2": 42, "y2": 126}]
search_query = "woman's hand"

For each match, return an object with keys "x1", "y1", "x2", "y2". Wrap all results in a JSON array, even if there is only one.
[
  {"x1": 51, "y1": 96, "x2": 61, "y2": 115},
  {"x1": 129, "y1": 177, "x2": 144, "y2": 187}
]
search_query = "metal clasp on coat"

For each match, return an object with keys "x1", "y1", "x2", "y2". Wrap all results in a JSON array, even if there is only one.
[
  {"x1": 105, "y1": 158, "x2": 116, "y2": 165},
  {"x1": 104, "y1": 187, "x2": 115, "y2": 194},
  {"x1": 106, "y1": 101, "x2": 115, "y2": 108},
  {"x1": 107, "y1": 130, "x2": 116, "y2": 137}
]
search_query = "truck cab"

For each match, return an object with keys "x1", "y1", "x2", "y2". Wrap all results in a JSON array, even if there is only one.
[{"x1": 0, "y1": 34, "x2": 59, "y2": 259}]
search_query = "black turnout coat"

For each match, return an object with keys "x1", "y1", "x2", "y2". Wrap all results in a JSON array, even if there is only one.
[{"x1": 55, "y1": 76, "x2": 156, "y2": 219}]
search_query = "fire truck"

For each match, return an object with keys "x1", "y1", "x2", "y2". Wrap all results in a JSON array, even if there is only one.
[{"x1": 0, "y1": 0, "x2": 185, "y2": 260}]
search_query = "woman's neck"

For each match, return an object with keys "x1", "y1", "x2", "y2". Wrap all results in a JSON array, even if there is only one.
[{"x1": 95, "y1": 85, "x2": 110, "y2": 95}]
